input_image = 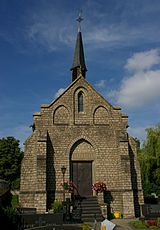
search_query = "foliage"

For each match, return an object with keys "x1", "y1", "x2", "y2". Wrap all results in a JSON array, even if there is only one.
[
  {"x1": 92, "y1": 181, "x2": 107, "y2": 193},
  {"x1": 129, "y1": 219, "x2": 160, "y2": 229},
  {"x1": 134, "y1": 137, "x2": 141, "y2": 151},
  {"x1": 11, "y1": 178, "x2": 21, "y2": 190},
  {"x1": 129, "y1": 220, "x2": 148, "y2": 229},
  {"x1": 49, "y1": 200, "x2": 63, "y2": 213},
  {"x1": 157, "y1": 218, "x2": 160, "y2": 227},
  {"x1": 0, "y1": 206, "x2": 18, "y2": 230},
  {"x1": 107, "y1": 212, "x2": 115, "y2": 220},
  {"x1": 0, "y1": 136, "x2": 23, "y2": 189},
  {"x1": 137, "y1": 125, "x2": 160, "y2": 197},
  {"x1": 61, "y1": 181, "x2": 77, "y2": 193},
  {"x1": 0, "y1": 192, "x2": 18, "y2": 230},
  {"x1": 2, "y1": 206, "x2": 18, "y2": 223},
  {"x1": 11, "y1": 195, "x2": 19, "y2": 208}
]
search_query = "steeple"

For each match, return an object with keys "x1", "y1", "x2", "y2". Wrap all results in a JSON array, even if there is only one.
[{"x1": 71, "y1": 12, "x2": 87, "y2": 82}]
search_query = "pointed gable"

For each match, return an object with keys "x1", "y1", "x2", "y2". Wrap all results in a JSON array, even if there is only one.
[{"x1": 20, "y1": 14, "x2": 143, "y2": 218}]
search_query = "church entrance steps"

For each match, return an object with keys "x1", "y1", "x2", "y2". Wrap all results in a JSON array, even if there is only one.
[{"x1": 80, "y1": 196, "x2": 104, "y2": 222}]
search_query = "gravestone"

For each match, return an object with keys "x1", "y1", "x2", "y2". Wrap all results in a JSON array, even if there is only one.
[{"x1": 142, "y1": 204, "x2": 160, "y2": 218}]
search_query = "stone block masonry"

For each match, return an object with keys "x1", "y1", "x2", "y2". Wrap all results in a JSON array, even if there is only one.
[{"x1": 20, "y1": 76, "x2": 144, "y2": 217}]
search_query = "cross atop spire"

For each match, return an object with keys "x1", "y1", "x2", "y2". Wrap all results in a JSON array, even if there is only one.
[
  {"x1": 70, "y1": 12, "x2": 87, "y2": 82},
  {"x1": 76, "y1": 10, "x2": 83, "y2": 32}
]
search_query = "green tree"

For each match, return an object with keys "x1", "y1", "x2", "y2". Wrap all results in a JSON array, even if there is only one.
[
  {"x1": 0, "y1": 137, "x2": 23, "y2": 189},
  {"x1": 138, "y1": 125, "x2": 160, "y2": 197}
]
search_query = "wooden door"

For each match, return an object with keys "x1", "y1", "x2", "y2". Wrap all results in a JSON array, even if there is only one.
[{"x1": 72, "y1": 161, "x2": 92, "y2": 197}]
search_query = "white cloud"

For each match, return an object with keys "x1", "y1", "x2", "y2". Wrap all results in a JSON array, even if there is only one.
[
  {"x1": 107, "y1": 89, "x2": 118, "y2": 99},
  {"x1": 0, "y1": 125, "x2": 31, "y2": 150},
  {"x1": 116, "y1": 49, "x2": 160, "y2": 108},
  {"x1": 22, "y1": 0, "x2": 160, "y2": 56},
  {"x1": 54, "y1": 88, "x2": 65, "y2": 99},
  {"x1": 26, "y1": 2, "x2": 160, "y2": 52},
  {"x1": 128, "y1": 126, "x2": 147, "y2": 145},
  {"x1": 125, "y1": 49, "x2": 160, "y2": 72},
  {"x1": 95, "y1": 80, "x2": 106, "y2": 88},
  {"x1": 86, "y1": 26, "x2": 124, "y2": 44},
  {"x1": 1, "y1": 1, "x2": 160, "y2": 54},
  {"x1": 28, "y1": 22, "x2": 72, "y2": 52}
]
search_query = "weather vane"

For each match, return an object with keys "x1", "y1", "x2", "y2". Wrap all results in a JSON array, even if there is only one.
[{"x1": 76, "y1": 10, "x2": 83, "y2": 32}]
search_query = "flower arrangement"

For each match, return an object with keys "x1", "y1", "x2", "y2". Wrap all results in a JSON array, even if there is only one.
[
  {"x1": 61, "y1": 181, "x2": 77, "y2": 193},
  {"x1": 146, "y1": 219, "x2": 157, "y2": 226},
  {"x1": 92, "y1": 181, "x2": 107, "y2": 194}
]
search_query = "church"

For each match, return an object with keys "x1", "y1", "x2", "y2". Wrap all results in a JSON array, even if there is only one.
[{"x1": 20, "y1": 16, "x2": 144, "y2": 218}]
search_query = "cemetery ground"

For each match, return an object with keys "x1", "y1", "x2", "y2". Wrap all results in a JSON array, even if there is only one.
[
  {"x1": 1, "y1": 180, "x2": 160, "y2": 230},
  {"x1": 1, "y1": 193, "x2": 160, "y2": 230}
]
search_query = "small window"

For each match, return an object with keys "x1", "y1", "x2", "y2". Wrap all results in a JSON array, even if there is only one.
[{"x1": 78, "y1": 91, "x2": 84, "y2": 112}]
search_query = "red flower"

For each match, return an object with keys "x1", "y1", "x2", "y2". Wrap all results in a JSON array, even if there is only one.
[
  {"x1": 92, "y1": 181, "x2": 107, "y2": 193},
  {"x1": 147, "y1": 220, "x2": 157, "y2": 226}
]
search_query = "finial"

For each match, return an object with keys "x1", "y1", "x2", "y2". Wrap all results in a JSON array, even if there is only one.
[{"x1": 76, "y1": 10, "x2": 83, "y2": 32}]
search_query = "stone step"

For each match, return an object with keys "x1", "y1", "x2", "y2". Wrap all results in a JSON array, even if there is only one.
[
  {"x1": 81, "y1": 196, "x2": 98, "y2": 201},
  {"x1": 79, "y1": 196, "x2": 103, "y2": 223},
  {"x1": 81, "y1": 206, "x2": 100, "y2": 212},
  {"x1": 81, "y1": 202, "x2": 100, "y2": 207},
  {"x1": 82, "y1": 209, "x2": 101, "y2": 215}
]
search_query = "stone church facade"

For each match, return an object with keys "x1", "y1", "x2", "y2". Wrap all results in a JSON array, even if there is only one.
[{"x1": 20, "y1": 21, "x2": 144, "y2": 218}]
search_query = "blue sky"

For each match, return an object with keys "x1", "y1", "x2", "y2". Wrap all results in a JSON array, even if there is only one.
[{"x1": 1, "y1": 0, "x2": 160, "y2": 149}]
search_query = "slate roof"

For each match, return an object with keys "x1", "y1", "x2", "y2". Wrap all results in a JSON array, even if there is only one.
[{"x1": 70, "y1": 31, "x2": 87, "y2": 73}]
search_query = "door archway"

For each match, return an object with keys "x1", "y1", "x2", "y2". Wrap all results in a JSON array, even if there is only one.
[{"x1": 70, "y1": 139, "x2": 95, "y2": 197}]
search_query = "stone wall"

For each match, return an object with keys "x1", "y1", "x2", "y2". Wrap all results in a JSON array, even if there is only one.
[{"x1": 20, "y1": 76, "x2": 144, "y2": 217}]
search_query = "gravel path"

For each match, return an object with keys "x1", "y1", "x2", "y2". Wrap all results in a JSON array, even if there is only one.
[
  {"x1": 111, "y1": 219, "x2": 135, "y2": 230},
  {"x1": 86, "y1": 219, "x2": 136, "y2": 230}
]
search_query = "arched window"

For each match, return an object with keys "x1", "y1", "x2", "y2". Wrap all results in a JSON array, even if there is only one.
[{"x1": 78, "y1": 91, "x2": 84, "y2": 112}]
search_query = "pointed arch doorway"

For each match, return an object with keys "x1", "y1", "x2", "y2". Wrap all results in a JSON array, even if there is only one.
[{"x1": 70, "y1": 139, "x2": 95, "y2": 197}]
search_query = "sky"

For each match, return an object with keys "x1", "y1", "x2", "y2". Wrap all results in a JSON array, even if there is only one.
[{"x1": 0, "y1": 0, "x2": 160, "y2": 149}]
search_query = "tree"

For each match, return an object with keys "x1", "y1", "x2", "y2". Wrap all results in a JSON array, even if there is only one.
[
  {"x1": 138, "y1": 125, "x2": 160, "y2": 197},
  {"x1": 0, "y1": 137, "x2": 23, "y2": 189}
]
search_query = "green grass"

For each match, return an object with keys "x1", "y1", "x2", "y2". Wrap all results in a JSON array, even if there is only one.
[
  {"x1": 129, "y1": 220, "x2": 160, "y2": 229},
  {"x1": 129, "y1": 220, "x2": 148, "y2": 229}
]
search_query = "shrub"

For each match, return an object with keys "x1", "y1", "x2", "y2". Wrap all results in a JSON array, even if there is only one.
[
  {"x1": 1, "y1": 206, "x2": 18, "y2": 230},
  {"x1": 50, "y1": 200, "x2": 63, "y2": 213},
  {"x1": 11, "y1": 195, "x2": 19, "y2": 208},
  {"x1": 11, "y1": 178, "x2": 20, "y2": 190},
  {"x1": 61, "y1": 181, "x2": 77, "y2": 193},
  {"x1": 107, "y1": 212, "x2": 115, "y2": 220},
  {"x1": 157, "y1": 218, "x2": 160, "y2": 227}
]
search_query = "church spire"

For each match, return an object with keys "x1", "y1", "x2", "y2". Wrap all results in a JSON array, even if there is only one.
[{"x1": 71, "y1": 12, "x2": 87, "y2": 82}]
